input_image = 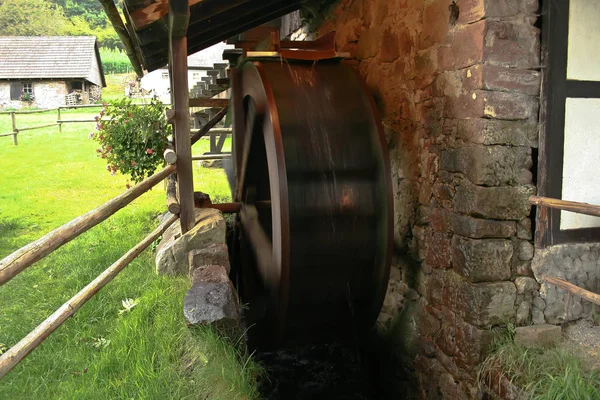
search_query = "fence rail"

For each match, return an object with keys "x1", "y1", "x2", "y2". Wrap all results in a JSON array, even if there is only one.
[
  {"x1": 528, "y1": 195, "x2": 600, "y2": 316},
  {"x1": 0, "y1": 164, "x2": 176, "y2": 286},
  {"x1": 1, "y1": 102, "x2": 227, "y2": 145},
  {"x1": 0, "y1": 214, "x2": 178, "y2": 379}
]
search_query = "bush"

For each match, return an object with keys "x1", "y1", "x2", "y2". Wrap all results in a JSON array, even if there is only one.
[{"x1": 91, "y1": 98, "x2": 171, "y2": 185}]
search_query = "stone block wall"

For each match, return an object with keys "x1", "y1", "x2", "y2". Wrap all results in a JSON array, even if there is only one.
[{"x1": 316, "y1": 0, "x2": 541, "y2": 397}]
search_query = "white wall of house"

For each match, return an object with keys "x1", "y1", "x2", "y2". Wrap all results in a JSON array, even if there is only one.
[
  {"x1": 86, "y1": 49, "x2": 104, "y2": 87},
  {"x1": 0, "y1": 81, "x2": 69, "y2": 109},
  {"x1": 140, "y1": 68, "x2": 209, "y2": 104}
]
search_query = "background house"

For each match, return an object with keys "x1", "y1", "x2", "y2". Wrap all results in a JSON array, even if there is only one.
[
  {"x1": 0, "y1": 36, "x2": 106, "y2": 109},
  {"x1": 140, "y1": 42, "x2": 231, "y2": 104}
]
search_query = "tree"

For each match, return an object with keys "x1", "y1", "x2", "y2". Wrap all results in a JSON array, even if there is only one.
[{"x1": 0, "y1": 0, "x2": 70, "y2": 36}]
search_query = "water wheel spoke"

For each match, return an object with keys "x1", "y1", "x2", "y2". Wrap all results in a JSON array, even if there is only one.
[{"x1": 240, "y1": 204, "x2": 278, "y2": 288}]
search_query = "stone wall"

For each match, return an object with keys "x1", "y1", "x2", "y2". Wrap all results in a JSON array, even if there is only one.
[
  {"x1": 316, "y1": 0, "x2": 540, "y2": 397},
  {"x1": 0, "y1": 81, "x2": 68, "y2": 110},
  {"x1": 532, "y1": 243, "x2": 600, "y2": 324}
]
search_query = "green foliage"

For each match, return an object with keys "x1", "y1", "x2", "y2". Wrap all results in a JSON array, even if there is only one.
[
  {"x1": 0, "y1": 0, "x2": 70, "y2": 36},
  {"x1": 479, "y1": 329, "x2": 600, "y2": 400},
  {"x1": 0, "y1": 0, "x2": 123, "y2": 51},
  {"x1": 92, "y1": 98, "x2": 170, "y2": 184},
  {"x1": 99, "y1": 48, "x2": 132, "y2": 74}
]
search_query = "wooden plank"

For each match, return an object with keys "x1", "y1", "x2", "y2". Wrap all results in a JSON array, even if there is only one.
[
  {"x1": 0, "y1": 165, "x2": 176, "y2": 286},
  {"x1": 169, "y1": 4, "x2": 194, "y2": 234},
  {"x1": 189, "y1": 98, "x2": 229, "y2": 108},
  {"x1": 0, "y1": 214, "x2": 178, "y2": 380},
  {"x1": 529, "y1": 195, "x2": 600, "y2": 218},
  {"x1": 545, "y1": 276, "x2": 600, "y2": 306}
]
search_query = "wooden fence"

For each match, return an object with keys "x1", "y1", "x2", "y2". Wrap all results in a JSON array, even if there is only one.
[{"x1": 0, "y1": 102, "x2": 228, "y2": 379}]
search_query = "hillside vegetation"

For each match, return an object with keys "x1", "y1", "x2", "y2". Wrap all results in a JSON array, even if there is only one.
[{"x1": 0, "y1": 0, "x2": 130, "y2": 73}]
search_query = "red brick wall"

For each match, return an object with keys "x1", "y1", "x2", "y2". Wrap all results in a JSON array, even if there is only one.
[{"x1": 316, "y1": 0, "x2": 541, "y2": 397}]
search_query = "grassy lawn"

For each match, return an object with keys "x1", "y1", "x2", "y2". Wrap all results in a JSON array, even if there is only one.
[{"x1": 0, "y1": 109, "x2": 258, "y2": 399}]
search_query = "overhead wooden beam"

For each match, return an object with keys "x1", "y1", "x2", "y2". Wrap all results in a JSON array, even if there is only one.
[
  {"x1": 98, "y1": 0, "x2": 144, "y2": 78},
  {"x1": 169, "y1": 0, "x2": 194, "y2": 234},
  {"x1": 130, "y1": 0, "x2": 200, "y2": 30}
]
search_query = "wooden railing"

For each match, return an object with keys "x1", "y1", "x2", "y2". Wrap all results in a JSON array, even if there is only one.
[
  {"x1": 0, "y1": 163, "x2": 178, "y2": 378},
  {"x1": 1, "y1": 98, "x2": 228, "y2": 146},
  {"x1": 528, "y1": 195, "x2": 600, "y2": 316},
  {"x1": 0, "y1": 101, "x2": 229, "y2": 379}
]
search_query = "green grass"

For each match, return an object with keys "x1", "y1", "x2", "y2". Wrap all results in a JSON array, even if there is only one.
[
  {"x1": 479, "y1": 327, "x2": 600, "y2": 400},
  {"x1": 102, "y1": 73, "x2": 137, "y2": 103},
  {"x1": 0, "y1": 113, "x2": 256, "y2": 399}
]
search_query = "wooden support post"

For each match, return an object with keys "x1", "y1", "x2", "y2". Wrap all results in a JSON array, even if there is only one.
[
  {"x1": 11, "y1": 112, "x2": 17, "y2": 145},
  {"x1": 169, "y1": 0, "x2": 193, "y2": 234},
  {"x1": 57, "y1": 108, "x2": 62, "y2": 134},
  {"x1": 0, "y1": 214, "x2": 178, "y2": 380},
  {"x1": 166, "y1": 174, "x2": 180, "y2": 214}
]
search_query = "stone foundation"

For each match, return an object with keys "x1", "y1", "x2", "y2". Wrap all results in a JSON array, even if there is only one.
[{"x1": 532, "y1": 243, "x2": 600, "y2": 324}]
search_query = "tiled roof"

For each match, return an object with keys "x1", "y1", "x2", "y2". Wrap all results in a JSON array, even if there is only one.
[{"x1": 0, "y1": 36, "x2": 103, "y2": 83}]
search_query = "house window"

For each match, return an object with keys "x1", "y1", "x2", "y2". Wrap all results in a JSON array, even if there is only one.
[
  {"x1": 71, "y1": 81, "x2": 83, "y2": 91},
  {"x1": 537, "y1": 0, "x2": 600, "y2": 246},
  {"x1": 22, "y1": 82, "x2": 33, "y2": 95},
  {"x1": 161, "y1": 72, "x2": 169, "y2": 80}
]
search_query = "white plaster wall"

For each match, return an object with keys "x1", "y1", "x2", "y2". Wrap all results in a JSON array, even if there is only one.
[
  {"x1": 87, "y1": 49, "x2": 104, "y2": 87},
  {"x1": 0, "y1": 81, "x2": 68, "y2": 110},
  {"x1": 567, "y1": 0, "x2": 600, "y2": 81},
  {"x1": 561, "y1": 98, "x2": 600, "y2": 230}
]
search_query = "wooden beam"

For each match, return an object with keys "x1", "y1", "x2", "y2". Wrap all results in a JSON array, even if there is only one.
[
  {"x1": 529, "y1": 196, "x2": 600, "y2": 218},
  {"x1": 169, "y1": 0, "x2": 194, "y2": 234},
  {"x1": 545, "y1": 276, "x2": 600, "y2": 306},
  {"x1": 190, "y1": 108, "x2": 228, "y2": 145},
  {"x1": 169, "y1": 0, "x2": 190, "y2": 37},
  {"x1": 130, "y1": 0, "x2": 201, "y2": 30},
  {"x1": 98, "y1": 0, "x2": 144, "y2": 78},
  {"x1": 0, "y1": 165, "x2": 176, "y2": 286},
  {"x1": 189, "y1": 98, "x2": 229, "y2": 108},
  {"x1": 0, "y1": 214, "x2": 178, "y2": 380}
]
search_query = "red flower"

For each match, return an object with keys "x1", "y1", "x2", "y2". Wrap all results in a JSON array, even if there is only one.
[
  {"x1": 126, "y1": 183, "x2": 131, "y2": 189},
  {"x1": 130, "y1": 160, "x2": 137, "y2": 166},
  {"x1": 146, "y1": 148, "x2": 154, "y2": 155},
  {"x1": 106, "y1": 145, "x2": 112, "y2": 152},
  {"x1": 128, "y1": 112, "x2": 133, "y2": 118},
  {"x1": 94, "y1": 115, "x2": 100, "y2": 122}
]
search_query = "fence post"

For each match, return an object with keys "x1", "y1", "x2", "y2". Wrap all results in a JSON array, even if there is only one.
[
  {"x1": 10, "y1": 112, "x2": 17, "y2": 145},
  {"x1": 57, "y1": 108, "x2": 62, "y2": 134}
]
